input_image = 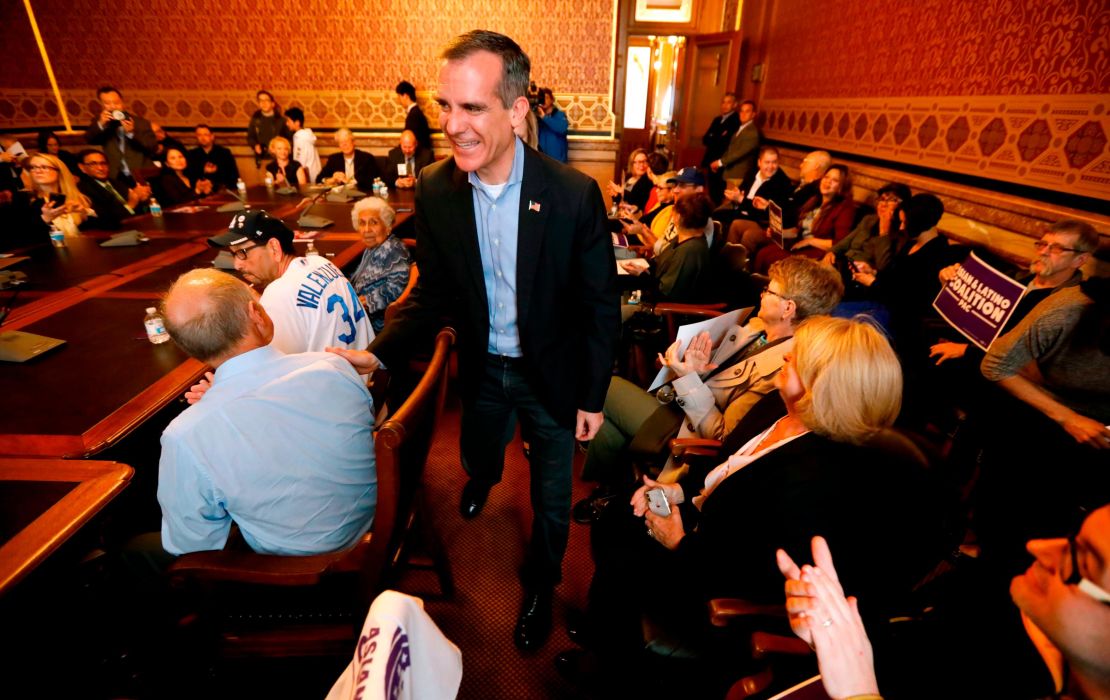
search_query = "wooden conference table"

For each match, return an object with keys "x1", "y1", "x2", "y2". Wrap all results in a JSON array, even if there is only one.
[
  {"x1": 0, "y1": 458, "x2": 134, "y2": 595},
  {"x1": 0, "y1": 185, "x2": 414, "y2": 458}
]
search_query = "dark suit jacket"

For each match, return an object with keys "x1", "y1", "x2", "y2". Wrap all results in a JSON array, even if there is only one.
[
  {"x1": 186, "y1": 144, "x2": 240, "y2": 190},
  {"x1": 405, "y1": 105, "x2": 433, "y2": 151},
  {"x1": 84, "y1": 116, "x2": 157, "y2": 182},
  {"x1": 720, "y1": 121, "x2": 761, "y2": 181},
  {"x1": 384, "y1": 145, "x2": 434, "y2": 187},
  {"x1": 672, "y1": 433, "x2": 947, "y2": 616},
  {"x1": 153, "y1": 170, "x2": 200, "y2": 207},
  {"x1": 316, "y1": 149, "x2": 381, "y2": 187},
  {"x1": 369, "y1": 144, "x2": 620, "y2": 425},
  {"x1": 78, "y1": 175, "x2": 136, "y2": 229},
  {"x1": 730, "y1": 167, "x2": 794, "y2": 226},
  {"x1": 701, "y1": 111, "x2": 740, "y2": 167}
]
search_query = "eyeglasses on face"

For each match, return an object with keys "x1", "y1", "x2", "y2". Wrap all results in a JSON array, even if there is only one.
[
  {"x1": 1065, "y1": 534, "x2": 1110, "y2": 606},
  {"x1": 877, "y1": 194, "x2": 902, "y2": 204},
  {"x1": 1033, "y1": 240, "x2": 1080, "y2": 255},
  {"x1": 84, "y1": 160, "x2": 109, "y2": 167},
  {"x1": 28, "y1": 164, "x2": 59, "y2": 172},
  {"x1": 230, "y1": 243, "x2": 264, "y2": 260},
  {"x1": 632, "y1": 158, "x2": 648, "y2": 165},
  {"x1": 760, "y1": 285, "x2": 791, "y2": 301}
]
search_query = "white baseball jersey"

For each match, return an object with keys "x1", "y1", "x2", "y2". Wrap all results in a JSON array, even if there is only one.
[
  {"x1": 262, "y1": 255, "x2": 374, "y2": 354},
  {"x1": 292, "y1": 127, "x2": 322, "y2": 183}
]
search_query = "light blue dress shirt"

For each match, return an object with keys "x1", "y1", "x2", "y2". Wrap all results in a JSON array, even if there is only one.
[
  {"x1": 158, "y1": 346, "x2": 377, "y2": 556},
  {"x1": 470, "y1": 137, "x2": 525, "y2": 357}
]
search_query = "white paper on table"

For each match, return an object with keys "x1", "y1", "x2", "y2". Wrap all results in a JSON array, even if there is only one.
[
  {"x1": 617, "y1": 258, "x2": 650, "y2": 275},
  {"x1": 647, "y1": 307, "x2": 752, "y2": 392}
]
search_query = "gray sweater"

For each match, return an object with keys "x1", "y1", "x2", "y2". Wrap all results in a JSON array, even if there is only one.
[{"x1": 982, "y1": 285, "x2": 1110, "y2": 423}]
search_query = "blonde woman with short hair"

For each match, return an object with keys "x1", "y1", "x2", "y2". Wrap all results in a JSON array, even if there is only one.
[
  {"x1": 570, "y1": 316, "x2": 947, "y2": 670},
  {"x1": 265, "y1": 135, "x2": 307, "y2": 186}
]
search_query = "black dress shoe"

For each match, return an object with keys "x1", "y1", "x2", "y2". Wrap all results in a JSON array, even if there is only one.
[
  {"x1": 554, "y1": 648, "x2": 600, "y2": 685},
  {"x1": 565, "y1": 608, "x2": 594, "y2": 648},
  {"x1": 571, "y1": 490, "x2": 616, "y2": 525},
  {"x1": 513, "y1": 587, "x2": 553, "y2": 651},
  {"x1": 459, "y1": 480, "x2": 491, "y2": 519}
]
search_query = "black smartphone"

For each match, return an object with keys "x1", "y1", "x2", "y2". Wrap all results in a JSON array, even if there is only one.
[{"x1": 47, "y1": 193, "x2": 67, "y2": 207}]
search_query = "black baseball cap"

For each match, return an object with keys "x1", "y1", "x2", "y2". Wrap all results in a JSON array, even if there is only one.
[{"x1": 208, "y1": 210, "x2": 294, "y2": 248}]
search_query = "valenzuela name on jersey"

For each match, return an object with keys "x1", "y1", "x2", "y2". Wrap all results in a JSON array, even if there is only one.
[{"x1": 296, "y1": 261, "x2": 345, "y2": 309}]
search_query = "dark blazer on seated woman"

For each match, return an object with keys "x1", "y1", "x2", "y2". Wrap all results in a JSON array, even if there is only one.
[
  {"x1": 265, "y1": 158, "x2": 304, "y2": 186},
  {"x1": 588, "y1": 432, "x2": 948, "y2": 648},
  {"x1": 153, "y1": 170, "x2": 201, "y2": 207}
]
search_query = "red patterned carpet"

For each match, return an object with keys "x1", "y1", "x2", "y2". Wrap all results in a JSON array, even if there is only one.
[{"x1": 392, "y1": 394, "x2": 597, "y2": 699}]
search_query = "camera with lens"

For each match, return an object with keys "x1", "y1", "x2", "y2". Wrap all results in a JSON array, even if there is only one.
[
  {"x1": 527, "y1": 81, "x2": 542, "y2": 110},
  {"x1": 111, "y1": 109, "x2": 130, "y2": 122}
]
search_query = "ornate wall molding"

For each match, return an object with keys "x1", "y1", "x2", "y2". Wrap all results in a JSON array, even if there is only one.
[
  {"x1": 0, "y1": 89, "x2": 613, "y2": 134},
  {"x1": 762, "y1": 95, "x2": 1110, "y2": 201},
  {"x1": 1, "y1": 0, "x2": 616, "y2": 132}
]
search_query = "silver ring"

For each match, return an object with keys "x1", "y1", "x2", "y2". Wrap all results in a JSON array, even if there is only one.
[
  {"x1": 821, "y1": 618, "x2": 833, "y2": 627},
  {"x1": 647, "y1": 528, "x2": 655, "y2": 538}
]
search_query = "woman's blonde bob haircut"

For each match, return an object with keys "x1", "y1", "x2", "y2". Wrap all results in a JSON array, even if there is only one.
[{"x1": 792, "y1": 316, "x2": 902, "y2": 444}]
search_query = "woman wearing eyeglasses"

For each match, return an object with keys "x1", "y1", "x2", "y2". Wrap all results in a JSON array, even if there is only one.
[
  {"x1": 154, "y1": 147, "x2": 213, "y2": 206},
  {"x1": 606, "y1": 148, "x2": 653, "y2": 212},
  {"x1": 560, "y1": 317, "x2": 947, "y2": 689},
  {"x1": 3, "y1": 153, "x2": 90, "y2": 251},
  {"x1": 578, "y1": 257, "x2": 844, "y2": 516},
  {"x1": 829, "y1": 182, "x2": 911, "y2": 273}
]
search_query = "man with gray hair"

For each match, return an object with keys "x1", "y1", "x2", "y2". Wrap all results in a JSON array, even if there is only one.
[
  {"x1": 733, "y1": 149, "x2": 831, "y2": 260},
  {"x1": 330, "y1": 30, "x2": 618, "y2": 651},
  {"x1": 157, "y1": 268, "x2": 377, "y2": 556},
  {"x1": 317, "y1": 127, "x2": 381, "y2": 187}
]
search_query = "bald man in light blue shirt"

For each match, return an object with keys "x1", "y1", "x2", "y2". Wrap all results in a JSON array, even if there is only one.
[{"x1": 157, "y1": 269, "x2": 376, "y2": 556}]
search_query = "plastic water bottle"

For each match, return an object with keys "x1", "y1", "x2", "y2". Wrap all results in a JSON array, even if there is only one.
[
  {"x1": 143, "y1": 307, "x2": 170, "y2": 344},
  {"x1": 149, "y1": 198, "x2": 162, "y2": 218},
  {"x1": 48, "y1": 223, "x2": 66, "y2": 248},
  {"x1": 379, "y1": 184, "x2": 388, "y2": 199},
  {"x1": 372, "y1": 178, "x2": 382, "y2": 197},
  {"x1": 236, "y1": 178, "x2": 247, "y2": 195}
]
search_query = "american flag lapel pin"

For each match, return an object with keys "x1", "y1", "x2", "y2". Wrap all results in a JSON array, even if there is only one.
[{"x1": 528, "y1": 200, "x2": 541, "y2": 213}]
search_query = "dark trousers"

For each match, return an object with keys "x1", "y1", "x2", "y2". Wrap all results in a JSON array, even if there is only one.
[{"x1": 460, "y1": 354, "x2": 575, "y2": 587}]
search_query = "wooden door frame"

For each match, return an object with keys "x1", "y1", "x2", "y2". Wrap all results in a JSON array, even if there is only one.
[{"x1": 673, "y1": 30, "x2": 743, "y2": 169}]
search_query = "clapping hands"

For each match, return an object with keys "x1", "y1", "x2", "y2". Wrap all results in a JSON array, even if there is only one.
[{"x1": 777, "y1": 537, "x2": 880, "y2": 699}]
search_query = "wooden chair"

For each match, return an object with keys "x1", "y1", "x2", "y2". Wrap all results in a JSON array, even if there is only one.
[
  {"x1": 168, "y1": 328, "x2": 456, "y2": 659},
  {"x1": 625, "y1": 302, "x2": 727, "y2": 387}
]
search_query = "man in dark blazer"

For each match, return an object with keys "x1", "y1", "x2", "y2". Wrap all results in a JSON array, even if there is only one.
[
  {"x1": 701, "y1": 92, "x2": 739, "y2": 204},
  {"x1": 186, "y1": 124, "x2": 240, "y2": 191},
  {"x1": 384, "y1": 130, "x2": 434, "y2": 188},
  {"x1": 711, "y1": 99, "x2": 761, "y2": 185},
  {"x1": 75, "y1": 148, "x2": 151, "y2": 228},
  {"x1": 334, "y1": 31, "x2": 618, "y2": 652},
  {"x1": 316, "y1": 128, "x2": 380, "y2": 187},
  {"x1": 84, "y1": 86, "x2": 157, "y2": 183},
  {"x1": 714, "y1": 145, "x2": 794, "y2": 235},
  {"x1": 396, "y1": 80, "x2": 433, "y2": 151}
]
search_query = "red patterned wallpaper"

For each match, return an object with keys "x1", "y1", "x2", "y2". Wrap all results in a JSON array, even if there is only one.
[
  {"x1": 0, "y1": 0, "x2": 616, "y2": 132},
  {"x1": 757, "y1": 0, "x2": 1110, "y2": 200},
  {"x1": 763, "y1": 0, "x2": 1108, "y2": 100}
]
